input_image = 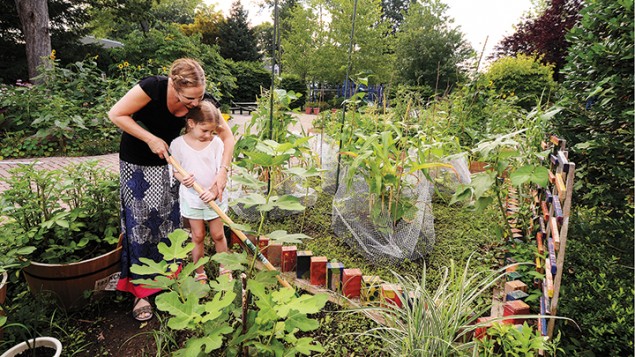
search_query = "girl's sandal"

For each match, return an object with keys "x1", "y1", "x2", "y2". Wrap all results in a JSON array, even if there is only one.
[
  {"x1": 219, "y1": 267, "x2": 233, "y2": 282},
  {"x1": 194, "y1": 271, "x2": 208, "y2": 284},
  {"x1": 132, "y1": 297, "x2": 153, "y2": 322}
]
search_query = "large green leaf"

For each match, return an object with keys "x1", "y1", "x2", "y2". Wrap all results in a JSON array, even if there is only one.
[{"x1": 267, "y1": 230, "x2": 311, "y2": 244}]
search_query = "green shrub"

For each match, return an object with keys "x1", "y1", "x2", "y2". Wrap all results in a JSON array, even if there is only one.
[
  {"x1": 224, "y1": 60, "x2": 271, "y2": 103},
  {"x1": 556, "y1": 207, "x2": 634, "y2": 356},
  {"x1": 483, "y1": 54, "x2": 556, "y2": 110},
  {"x1": 279, "y1": 74, "x2": 307, "y2": 109}
]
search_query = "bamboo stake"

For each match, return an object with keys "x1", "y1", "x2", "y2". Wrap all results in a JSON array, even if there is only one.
[{"x1": 166, "y1": 154, "x2": 292, "y2": 289}]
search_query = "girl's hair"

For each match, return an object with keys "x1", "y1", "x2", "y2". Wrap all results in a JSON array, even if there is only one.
[
  {"x1": 169, "y1": 58, "x2": 205, "y2": 91},
  {"x1": 186, "y1": 100, "x2": 221, "y2": 130}
]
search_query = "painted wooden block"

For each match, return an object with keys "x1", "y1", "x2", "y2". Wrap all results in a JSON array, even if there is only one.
[
  {"x1": 506, "y1": 290, "x2": 529, "y2": 301},
  {"x1": 547, "y1": 237, "x2": 557, "y2": 274},
  {"x1": 542, "y1": 281, "x2": 551, "y2": 314},
  {"x1": 503, "y1": 300, "x2": 530, "y2": 324},
  {"x1": 296, "y1": 250, "x2": 313, "y2": 279},
  {"x1": 474, "y1": 316, "x2": 496, "y2": 340},
  {"x1": 555, "y1": 173, "x2": 567, "y2": 196},
  {"x1": 506, "y1": 271, "x2": 522, "y2": 282},
  {"x1": 504, "y1": 280, "x2": 528, "y2": 294},
  {"x1": 539, "y1": 297, "x2": 548, "y2": 336},
  {"x1": 545, "y1": 188, "x2": 553, "y2": 204},
  {"x1": 552, "y1": 195, "x2": 564, "y2": 225},
  {"x1": 545, "y1": 259, "x2": 554, "y2": 298},
  {"x1": 268, "y1": 243, "x2": 283, "y2": 267},
  {"x1": 505, "y1": 257, "x2": 518, "y2": 273},
  {"x1": 535, "y1": 256, "x2": 544, "y2": 274},
  {"x1": 257, "y1": 236, "x2": 270, "y2": 259},
  {"x1": 550, "y1": 217, "x2": 561, "y2": 251},
  {"x1": 541, "y1": 201, "x2": 549, "y2": 222},
  {"x1": 281, "y1": 246, "x2": 297, "y2": 272},
  {"x1": 548, "y1": 170, "x2": 556, "y2": 185},
  {"x1": 342, "y1": 268, "x2": 362, "y2": 298},
  {"x1": 381, "y1": 283, "x2": 403, "y2": 308},
  {"x1": 327, "y1": 262, "x2": 345, "y2": 293},
  {"x1": 230, "y1": 230, "x2": 243, "y2": 248},
  {"x1": 310, "y1": 256, "x2": 327, "y2": 286},
  {"x1": 536, "y1": 231, "x2": 544, "y2": 255},
  {"x1": 361, "y1": 275, "x2": 382, "y2": 304}
]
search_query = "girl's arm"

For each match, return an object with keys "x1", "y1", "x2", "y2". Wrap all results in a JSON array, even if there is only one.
[{"x1": 213, "y1": 108, "x2": 236, "y2": 198}]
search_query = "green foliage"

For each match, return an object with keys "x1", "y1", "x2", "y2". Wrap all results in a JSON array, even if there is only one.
[
  {"x1": 0, "y1": 161, "x2": 120, "y2": 264},
  {"x1": 109, "y1": 24, "x2": 236, "y2": 100},
  {"x1": 478, "y1": 322, "x2": 562, "y2": 356},
  {"x1": 553, "y1": 0, "x2": 634, "y2": 217},
  {"x1": 217, "y1": 0, "x2": 261, "y2": 62},
  {"x1": 0, "y1": 57, "x2": 124, "y2": 158},
  {"x1": 483, "y1": 54, "x2": 556, "y2": 110},
  {"x1": 279, "y1": 74, "x2": 307, "y2": 109},
  {"x1": 224, "y1": 60, "x2": 271, "y2": 103},
  {"x1": 394, "y1": 0, "x2": 472, "y2": 92},
  {"x1": 130, "y1": 229, "x2": 327, "y2": 355},
  {"x1": 556, "y1": 206, "x2": 634, "y2": 356}
]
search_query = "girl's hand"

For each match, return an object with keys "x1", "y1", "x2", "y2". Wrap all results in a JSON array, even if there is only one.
[
  {"x1": 199, "y1": 186, "x2": 218, "y2": 203},
  {"x1": 181, "y1": 174, "x2": 195, "y2": 188}
]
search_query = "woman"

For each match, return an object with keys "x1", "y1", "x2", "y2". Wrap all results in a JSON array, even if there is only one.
[{"x1": 108, "y1": 58, "x2": 235, "y2": 321}]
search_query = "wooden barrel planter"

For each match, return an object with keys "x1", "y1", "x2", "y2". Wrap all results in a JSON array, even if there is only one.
[{"x1": 23, "y1": 243, "x2": 122, "y2": 311}]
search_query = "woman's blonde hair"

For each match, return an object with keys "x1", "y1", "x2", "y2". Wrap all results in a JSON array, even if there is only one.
[
  {"x1": 186, "y1": 100, "x2": 221, "y2": 130},
  {"x1": 169, "y1": 58, "x2": 205, "y2": 91}
]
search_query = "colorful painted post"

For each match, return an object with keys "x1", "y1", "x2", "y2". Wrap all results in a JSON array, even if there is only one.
[
  {"x1": 381, "y1": 283, "x2": 403, "y2": 308},
  {"x1": 268, "y1": 243, "x2": 283, "y2": 267},
  {"x1": 296, "y1": 250, "x2": 313, "y2": 279},
  {"x1": 310, "y1": 256, "x2": 327, "y2": 287},
  {"x1": 281, "y1": 246, "x2": 297, "y2": 272},
  {"x1": 361, "y1": 276, "x2": 382, "y2": 304},
  {"x1": 326, "y1": 262, "x2": 345, "y2": 293},
  {"x1": 342, "y1": 268, "x2": 362, "y2": 298}
]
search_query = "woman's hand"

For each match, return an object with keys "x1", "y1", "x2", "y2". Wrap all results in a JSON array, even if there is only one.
[{"x1": 147, "y1": 137, "x2": 169, "y2": 160}]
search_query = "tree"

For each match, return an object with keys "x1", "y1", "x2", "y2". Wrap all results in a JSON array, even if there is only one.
[
  {"x1": 553, "y1": 0, "x2": 633, "y2": 216},
  {"x1": 13, "y1": 0, "x2": 52, "y2": 83},
  {"x1": 393, "y1": 0, "x2": 472, "y2": 93},
  {"x1": 493, "y1": 0, "x2": 582, "y2": 81},
  {"x1": 381, "y1": 0, "x2": 416, "y2": 33},
  {"x1": 180, "y1": 4, "x2": 225, "y2": 47},
  {"x1": 217, "y1": 0, "x2": 261, "y2": 62}
]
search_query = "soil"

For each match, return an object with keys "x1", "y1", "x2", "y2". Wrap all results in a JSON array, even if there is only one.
[{"x1": 69, "y1": 293, "x2": 161, "y2": 356}]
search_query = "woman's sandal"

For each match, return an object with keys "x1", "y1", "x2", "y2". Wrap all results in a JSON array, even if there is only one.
[
  {"x1": 132, "y1": 297, "x2": 153, "y2": 322},
  {"x1": 194, "y1": 271, "x2": 208, "y2": 284}
]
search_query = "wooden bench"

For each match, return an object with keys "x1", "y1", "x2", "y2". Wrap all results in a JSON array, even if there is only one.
[{"x1": 230, "y1": 101, "x2": 258, "y2": 115}]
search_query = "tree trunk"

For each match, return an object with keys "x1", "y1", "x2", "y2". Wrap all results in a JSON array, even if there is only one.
[{"x1": 15, "y1": 0, "x2": 51, "y2": 84}]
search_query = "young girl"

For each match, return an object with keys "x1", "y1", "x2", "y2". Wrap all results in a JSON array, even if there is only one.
[{"x1": 170, "y1": 100, "x2": 232, "y2": 283}]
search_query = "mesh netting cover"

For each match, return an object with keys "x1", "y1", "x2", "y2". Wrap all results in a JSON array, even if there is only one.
[
  {"x1": 227, "y1": 177, "x2": 317, "y2": 222},
  {"x1": 331, "y1": 167, "x2": 435, "y2": 265},
  {"x1": 308, "y1": 133, "x2": 340, "y2": 195}
]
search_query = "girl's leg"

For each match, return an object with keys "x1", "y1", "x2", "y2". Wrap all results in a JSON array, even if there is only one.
[
  {"x1": 208, "y1": 218, "x2": 231, "y2": 279},
  {"x1": 189, "y1": 218, "x2": 207, "y2": 275},
  {"x1": 208, "y1": 218, "x2": 228, "y2": 254}
]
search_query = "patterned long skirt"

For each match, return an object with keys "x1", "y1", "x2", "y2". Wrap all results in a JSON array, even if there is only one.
[{"x1": 116, "y1": 161, "x2": 181, "y2": 298}]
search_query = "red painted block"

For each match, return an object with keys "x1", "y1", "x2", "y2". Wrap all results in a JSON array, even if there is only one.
[
  {"x1": 230, "y1": 230, "x2": 243, "y2": 248},
  {"x1": 342, "y1": 268, "x2": 362, "y2": 298},
  {"x1": 474, "y1": 316, "x2": 495, "y2": 340},
  {"x1": 327, "y1": 262, "x2": 345, "y2": 292},
  {"x1": 257, "y1": 236, "x2": 270, "y2": 259},
  {"x1": 296, "y1": 250, "x2": 313, "y2": 279},
  {"x1": 281, "y1": 246, "x2": 297, "y2": 272},
  {"x1": 503, "y1": 300, "x2": 530, "y2": 324},
  {"x1": 381, "y1": 283, "x2": 403, "y2": 308},
  {"x1": 310, "y1": 256, "x2": 327, "y2": 286},
  {"x1": 268, "y1": 243, "x2": 283, "y2": 267}
]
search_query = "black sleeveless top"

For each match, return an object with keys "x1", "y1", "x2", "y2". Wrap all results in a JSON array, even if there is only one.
[{"x1": 119, "y1": 76, "x2": 185, "y2": 166}]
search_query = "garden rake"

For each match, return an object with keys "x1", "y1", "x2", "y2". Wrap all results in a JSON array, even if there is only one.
[{"x1": 166, "y1": 153, "x2": 292, "y2": 289}]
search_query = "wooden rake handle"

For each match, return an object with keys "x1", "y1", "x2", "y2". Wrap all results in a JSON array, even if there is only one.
[{"x1": 166, "y1": 154, "x2": 292, "y2": 289}]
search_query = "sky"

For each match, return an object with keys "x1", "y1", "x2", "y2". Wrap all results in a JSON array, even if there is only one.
[{"x1": 207, "y1": 0, "x2": 534, "y2": 59}]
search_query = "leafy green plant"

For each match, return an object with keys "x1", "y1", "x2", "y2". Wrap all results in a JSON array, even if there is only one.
[
  {"x1": 131, "y1": 229, "x2": 328, "y2": 355},
  {"x1": 477, "y1": 322, "x2": 562, "y2": 356},
  {"x1": 0, "y1": 161, "x2": 120, "y2": 263}
]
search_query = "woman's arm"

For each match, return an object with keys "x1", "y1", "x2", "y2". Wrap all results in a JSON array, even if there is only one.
[{"x1": 108, "y1": 85, "x2": 169, "y2": 160}]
